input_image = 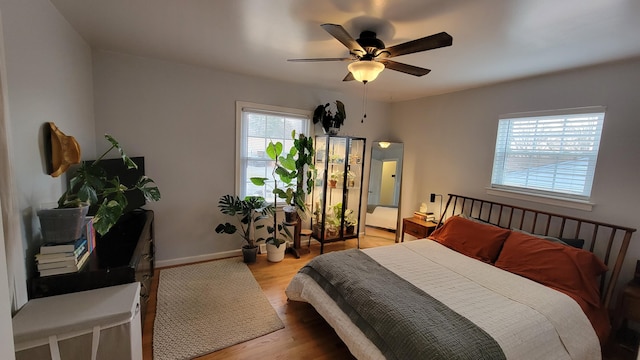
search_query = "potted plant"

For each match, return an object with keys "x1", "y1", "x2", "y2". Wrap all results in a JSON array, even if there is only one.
[
  {"x1": 345, "y1": 209, "x2": 358, "y2": 235},
  {"x1": 331, "y1": 170, "x2": 356, "y2": 188},
  {"x1": 328, "y1": 172, "x2": 339, "y2": 188},
  {"x1": 251, "y1": 131, "x2": 315, "y2": 223},
  {"x1": 215, "y1": 195, "x2": 274, "y2": 264},
  {"x1": 39, "y1": 134, "x2": 161, "y2": 242},
  {"x1": 263, "y1": 222, "x2": 293, "y2": 262},
  {"x1": 325, "y1": 213, "x2": 341, "y2": 238},
  {"x1": 313, "y1": 100, "x2": 346, "y2": 135},
  {"x1": 251, "y1": 131, "x2": 314, "y2": 261}
]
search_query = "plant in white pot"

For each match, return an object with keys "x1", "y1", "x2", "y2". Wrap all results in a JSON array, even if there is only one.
[
  {"x1": 215, "y1": 195, "x2": 274, "y2": 264},
  {"x1": 39, "y1": 134, "x2": 161, "y2": 243},
  {"x1": 250, "y1": 131, "x2": 314, "y2": 261}
]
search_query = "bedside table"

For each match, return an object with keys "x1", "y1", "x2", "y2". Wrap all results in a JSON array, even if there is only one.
[
  {"x1": 613, "y1": 282, "x2": 640, "y2": 335},
  {"x1": 401, "y1": 217, "x2": 437, "y2": 242}
]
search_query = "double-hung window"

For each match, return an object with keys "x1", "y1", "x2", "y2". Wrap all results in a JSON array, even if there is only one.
[
  {"x1": 490, "y1": 106, "x2": 605, "y2": 202},
  {"x1": 236, "y1": 102, "x2": 310, "y2": 202}
]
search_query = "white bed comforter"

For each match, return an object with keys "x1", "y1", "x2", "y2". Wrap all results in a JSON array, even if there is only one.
[{"x1": 286, "y1": 240, "x2": 601, "y2": 360}]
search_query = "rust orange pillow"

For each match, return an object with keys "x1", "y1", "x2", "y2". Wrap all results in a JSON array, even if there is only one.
[
  {"x1": 428, "y1": 215, "x2": 511, "y2": 263},
  {"x1": 494, "y1": 230, "x2": 607, "y2": 308}
]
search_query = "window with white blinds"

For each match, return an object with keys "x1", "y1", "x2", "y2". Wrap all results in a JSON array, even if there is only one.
[
  {"x1": 236, "y1": 102, "x2": 310, "y2": 201},
  {"x1": 490, "y1": 107, "x2": 605, "y2": 200}
]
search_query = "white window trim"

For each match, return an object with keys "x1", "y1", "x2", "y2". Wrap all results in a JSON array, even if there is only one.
[
  {"x1": 489, "y1": 105, "x2": 605, "y2": 210},
  {"x1": 485, "y1": 187, "x2": 594, "y2": 211},
  {"x1": 235, "y1": 101, "x2": 312, "y2": 198}
]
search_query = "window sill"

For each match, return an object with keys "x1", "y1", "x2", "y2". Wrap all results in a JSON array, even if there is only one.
[{"x1": 485, "y1": 188, "x2": 594, "y2": 211}]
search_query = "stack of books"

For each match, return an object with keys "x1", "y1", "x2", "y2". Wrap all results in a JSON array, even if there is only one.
[
  {"x1": 414, "y1": 211, "x2": 436, "y2": 222},
  {"x1": 36, "y1": 237, "x2": 90, "y2": 277}
]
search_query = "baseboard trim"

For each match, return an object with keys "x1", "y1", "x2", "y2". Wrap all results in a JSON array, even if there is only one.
[{"x1": 156, "y1": 249, "x2": 242, "y2": 268}]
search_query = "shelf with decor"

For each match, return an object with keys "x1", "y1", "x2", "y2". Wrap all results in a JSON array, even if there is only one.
[{"x1": 311, "y1": 135, "x2": 366, "y2": 253}]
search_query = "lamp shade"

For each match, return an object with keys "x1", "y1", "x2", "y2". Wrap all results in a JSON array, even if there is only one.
[
  {"x1": 378, "y1": 141, "x2": 391, "y2": 149},
  {"x1": 348, "y1": 61, "x2": 385, "y2": 82}
]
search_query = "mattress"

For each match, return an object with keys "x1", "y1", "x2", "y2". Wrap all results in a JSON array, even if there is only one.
[{"x1": 285, "y1": 240, "x2": 601, "y2": 360}]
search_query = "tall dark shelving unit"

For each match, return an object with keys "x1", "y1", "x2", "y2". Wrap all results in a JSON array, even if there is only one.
[{"x1": 311, "y1": 135, "x2": 366, "y2": 253}]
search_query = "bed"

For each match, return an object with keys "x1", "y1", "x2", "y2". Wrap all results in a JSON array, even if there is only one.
[
  {"x1": 286, "y1": 194, "x2": 637, "y2": 359},
  {"x1": 365, "y1": 205, "x2": 398, "y2": 231}
]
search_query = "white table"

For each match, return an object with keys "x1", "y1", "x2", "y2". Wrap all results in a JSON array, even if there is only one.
[{"x1": 12, "y1": 282, "x2": 142, "y2": 360}]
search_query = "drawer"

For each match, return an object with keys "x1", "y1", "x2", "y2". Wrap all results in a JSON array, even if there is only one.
[
  {"x1": 623, "y1": 294, "x2": 640, "y2": 322},
  {"x1": 403, "y1": 220, "x2": 428, "y2": 238}
]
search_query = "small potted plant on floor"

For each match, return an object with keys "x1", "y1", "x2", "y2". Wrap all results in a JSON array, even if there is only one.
[{"x1": 215, "y1": 195, "x2": 274, "y2": 264}]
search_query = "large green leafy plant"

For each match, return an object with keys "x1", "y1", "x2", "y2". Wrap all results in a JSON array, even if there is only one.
[
  {"x1": 215, "y1": 195, "x2": 274, "y2": 248},
  {"x1": 251, "y1": 131, "x2": 315, "y2": 216},
  {"x1": 250, "y1": 131, "x2": 314, "y2": 247},
  {"x1": 57, "y1": 134, "x2": 161, "y2": 236}
]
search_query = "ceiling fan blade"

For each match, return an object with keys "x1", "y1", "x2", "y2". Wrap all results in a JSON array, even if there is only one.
[
  {"x1": 321, "y1": 23, "x2": 366, "y2": 55},
  {"x1": 342, "y1": 72, "x2": 355, "y2": 81},
  {"x1": 381, "y1": 32, "x2": 452, "y2": 58},
  {"x1": 380, "y1": 60, "x2": 431, "y2": 76},
  {"x1": 287, "y1": 57, "x2": 352, "y2": 62}
]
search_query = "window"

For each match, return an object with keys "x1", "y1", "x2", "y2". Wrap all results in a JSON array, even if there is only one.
[
  {"x1": 490, "y1": 107, "x2": 605, "y2": 201},
  {"x1": 236, "y1": 102, "x2": 310, "y2": 201}
]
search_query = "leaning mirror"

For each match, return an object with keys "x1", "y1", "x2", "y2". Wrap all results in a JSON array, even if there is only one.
[{"x1": 365, "y1": 142, "x2": 404, "y2": 242}]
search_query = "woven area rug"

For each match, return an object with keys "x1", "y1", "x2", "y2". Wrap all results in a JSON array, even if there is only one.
[{"x1": 153, "y1": 258, "x2": 284, "y2": 360}]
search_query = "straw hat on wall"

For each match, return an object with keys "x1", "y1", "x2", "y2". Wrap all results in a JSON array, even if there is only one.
[{"x1": 45, "y1": 122, "x2": 81, "y2": 177}]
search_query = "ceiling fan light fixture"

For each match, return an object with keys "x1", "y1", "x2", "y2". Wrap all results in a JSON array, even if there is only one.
[{"x1": 348, "y1": 61, "x2": 385, "y2": 83}]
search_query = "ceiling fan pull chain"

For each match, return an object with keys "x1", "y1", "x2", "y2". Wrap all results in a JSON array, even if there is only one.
[{"x1": 361, "y1": 81, "x2": 368, "y2": 123}]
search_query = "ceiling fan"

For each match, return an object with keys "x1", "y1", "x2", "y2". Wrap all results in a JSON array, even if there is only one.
[{"x1": 288, "y1": 23, "x2": 453, "y2": 83}]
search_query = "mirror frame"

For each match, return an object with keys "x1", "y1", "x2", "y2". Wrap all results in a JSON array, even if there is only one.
[{"x1": 365, "y1": 141, "x2": 404, "y2": 242}]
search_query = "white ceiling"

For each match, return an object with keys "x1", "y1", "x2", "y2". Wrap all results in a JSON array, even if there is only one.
[{"x1": 50, "y1": 0, "x2": 640, "y2": 102}]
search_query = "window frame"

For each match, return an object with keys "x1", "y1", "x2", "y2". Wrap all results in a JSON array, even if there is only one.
[
  {"x1": 489, "y1": 106, "x2": 605, "y2": 210},
  {"x1": 235, "y1": 101, "x2": 312, "y2": 203}
]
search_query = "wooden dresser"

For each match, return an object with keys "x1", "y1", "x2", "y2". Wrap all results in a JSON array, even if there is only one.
[
  {"x1": 401, "y1": 217, "x2": 437, "y2": 242},
  {"x1": 28, "y1": 209, "x2": 154, "y2": 322}
]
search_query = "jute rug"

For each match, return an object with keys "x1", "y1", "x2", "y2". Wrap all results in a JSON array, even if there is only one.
[{"x1": 153, "y1": 258, "x2": 284, "y2": 360}]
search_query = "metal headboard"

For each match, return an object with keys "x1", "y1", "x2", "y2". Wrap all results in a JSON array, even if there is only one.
[{"x1": 439, "y1": 194, "x2": 637, "y2": 310}]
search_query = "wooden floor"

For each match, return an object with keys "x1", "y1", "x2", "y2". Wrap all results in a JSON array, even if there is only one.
[
  {"x1": 142, "y1": 231, "x2": 396, "y2": 360},
  {"x1": 142, "y1": 229, "x2": 638, "y2": 360}
]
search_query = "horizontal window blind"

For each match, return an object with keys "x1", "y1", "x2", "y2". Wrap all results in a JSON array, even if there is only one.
[{"x1": 491, "y1": 107, "x2": 605, "y2": 200}]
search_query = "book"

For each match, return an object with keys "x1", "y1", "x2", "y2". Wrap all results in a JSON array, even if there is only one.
[
  {"x1": 37, "y1": 246, "x2": 88, "y2": 269},
  {"x1": 414, "y1": 211, "x2": 436, "y2": 222},
  {"x1": 40, "y1": 237, "x2": 86, "y2": 254},
  {"x1": 38, "y1": 250, "x2": 90, "y2": 277},
  {"x1": 36, "y1": 240, "x2": 87, "y2": 264},
  {"x1": 84, "y1": 216, "x2": 96, "y2": 253}
]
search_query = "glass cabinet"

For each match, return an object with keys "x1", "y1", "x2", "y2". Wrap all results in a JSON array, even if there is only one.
[{"x1": 311, "y1": 135, "x2": 366, "y2": 253}]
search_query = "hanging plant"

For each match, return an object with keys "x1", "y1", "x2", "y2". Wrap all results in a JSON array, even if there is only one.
[{"x1": 312, "y1": 100, "x2": 346, "y2": 134}]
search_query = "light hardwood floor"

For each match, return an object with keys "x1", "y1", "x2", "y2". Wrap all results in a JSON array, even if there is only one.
[{"x1": 142, "y1": 232, "x2": 397, "y2": 360}]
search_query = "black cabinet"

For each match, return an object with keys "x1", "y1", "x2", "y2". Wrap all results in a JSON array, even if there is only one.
[{"x1": 28, "y1": 209, "x2": 154, "y2": 321}]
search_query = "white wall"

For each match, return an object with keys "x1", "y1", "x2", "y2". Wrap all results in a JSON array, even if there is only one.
[
  {"x1": 92, "y1": 50, "x2": 391, "y2": 265},
  {"x1": 392, "y1": 58, "x2": 640, "y2": 287},
  {"x1": 0, "y1": 0, "x2": 94, "y2": 313}
]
